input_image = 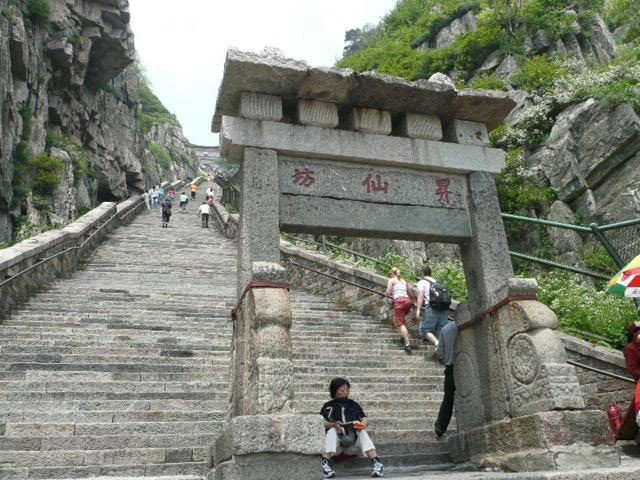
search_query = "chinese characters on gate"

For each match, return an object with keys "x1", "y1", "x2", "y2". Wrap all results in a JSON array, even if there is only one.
[{"x1": 292, "y1": 167, "x2": 452, "y2": 205}]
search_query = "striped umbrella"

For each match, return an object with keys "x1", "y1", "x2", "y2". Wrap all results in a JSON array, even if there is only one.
[{"x1": 608, "y1": 254, "x2": 640, "y2": 298}]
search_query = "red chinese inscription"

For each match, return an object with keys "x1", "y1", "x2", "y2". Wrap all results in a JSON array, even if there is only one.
[
  {"x1": 436, "y1": 178, "x2": 452, "y2": 204},
  {"x1": 362, "y1": 174, "x2": 389, "y2": 194},
  {"x1": 292, "y1": 167, "x2": 315, "y2": 187}
]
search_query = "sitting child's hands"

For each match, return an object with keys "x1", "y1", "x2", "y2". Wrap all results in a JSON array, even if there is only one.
[{"x1": 353, "y1": 420, "x2": 367, "y2": 431}]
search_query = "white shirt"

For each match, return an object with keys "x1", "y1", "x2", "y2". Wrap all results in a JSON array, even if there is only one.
[
  {"x1": 198, "y1": 204, "x2": 211, "y2": 215},
  {"x1": 417, "y1": 276, "x2": 436, "y2": 304}
]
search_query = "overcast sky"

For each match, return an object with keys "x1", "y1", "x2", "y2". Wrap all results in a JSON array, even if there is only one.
[{"x1": 128, "y1": 0, "x2": 396, "y2": 146}]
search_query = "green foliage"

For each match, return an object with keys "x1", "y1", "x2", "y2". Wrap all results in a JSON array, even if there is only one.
[
  {"x1": 149, "y1": 143, "x2": 172, "y2": 171},
  {"x1": 12, "y1": 142, "x2": 31, "y2": 208},
  {"x1": 605, "y1": 0, "x2": 640, "y2": 43},
  {"x1": 30, "y1": 154, "x2": 64, "y2": 196},
  {"x1": 581, "y1": 242, "x2": 619, "y2": 275},
  {"x1": 432, "y1": 260, "x2": 468, "y2": 301},
  {"x1": 19, "y1": 106, "x2": 33, "y2": 142},
  {"x1": 46, "y1": 131, "x2": 95, "y2": 184},
  {"x1": 511, "y1": 55, "x2": 565, "y2": 94},
  {"x1": 224, "y1": 203, "x2": 238, "y2": 214},
  {"x1": 27, "y1": 0, "x2": 49, "y2": 22},
  {"x1": 465, "y1": 73, "x2": 507, "y2": 90},
  {"x1": 77, "y1": 206, "x2": 91, "y2": 217},
  {"x1": 138, "y1": 79, "x2": 180, "y2": 134},
  {"x1": 536, "y1": 270, "x2": 638, "y2": 349},
  {"x1": 495, "y1": 147, "x2": 556, "y2": 215}
]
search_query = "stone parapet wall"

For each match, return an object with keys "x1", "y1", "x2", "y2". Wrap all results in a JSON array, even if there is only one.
[
  {"x1": 280, "y1": 241, "x2": 393, "y2": 322},
  {"x1": 1, "y1": 179, "x2": 186, "y2": 318},
  {"x1": 560, "y1": 334, "x2": 635, "y2": 411},
  {"x1": 211, "y1": 201, "x2": 239, "y2": 239}
]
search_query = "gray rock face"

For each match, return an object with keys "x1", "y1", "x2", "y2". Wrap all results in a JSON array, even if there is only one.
[
  {"x1": 527, "y1": 99, "x2": 640, "y2": 224},
  {"x1": 0, "y1": 0, "x2": 194, "y2": 243}
]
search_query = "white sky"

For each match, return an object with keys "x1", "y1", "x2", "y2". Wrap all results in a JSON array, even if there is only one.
[{"x1": 129, "y1": 0, "x2": 396, "y2": 146}]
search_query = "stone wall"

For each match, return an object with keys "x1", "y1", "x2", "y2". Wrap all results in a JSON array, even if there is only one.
[
  {"x1": 561, "y1": 334, "x2": 635, "y2": 412},
  {"x1": 0, "y1": 179, "x2": 185, "y2": 318}
]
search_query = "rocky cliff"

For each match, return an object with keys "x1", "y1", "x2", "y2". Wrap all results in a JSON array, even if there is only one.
[
  {"x1": 0, "y1": 0, "x2": 197, "y2": 244},
  {"x1": 336, "y1": 1, "x2": 640, "y2": 267}
]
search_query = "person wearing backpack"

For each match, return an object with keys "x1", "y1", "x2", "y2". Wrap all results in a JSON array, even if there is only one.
[
  {"x1": 160, "y1": 198, "x2": 172, "y2": 228},
  {"x1": 415, "y1": 265, "x2": 451, "y2": 348},
  {"x1": 320, "y1": 378, "x2": 384, "y2": 478}
]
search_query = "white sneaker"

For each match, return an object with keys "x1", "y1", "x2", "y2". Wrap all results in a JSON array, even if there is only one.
[
  {"x1": 371, "y1": 459, "x2": 384, "y2": 477},
  {"x1": 322, "y1": 458, "x2": 336, "y2": 478}
]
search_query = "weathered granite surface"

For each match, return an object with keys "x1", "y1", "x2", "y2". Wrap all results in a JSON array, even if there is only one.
[{"x1": 211, "y1": 48, "x2": 514, "y2": 133}]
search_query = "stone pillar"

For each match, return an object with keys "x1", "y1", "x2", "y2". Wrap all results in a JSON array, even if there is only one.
[
  {"x1": 453, "y1": 169, "x2": 619, "y2": 471},
  {"x1": 237, "y1": 147, "x2": 281, "y2": 296}
]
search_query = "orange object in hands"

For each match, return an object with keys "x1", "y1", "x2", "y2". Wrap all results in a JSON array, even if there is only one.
[{"x1": 354, "y1": 421, "x2": 367, "y2": 431}]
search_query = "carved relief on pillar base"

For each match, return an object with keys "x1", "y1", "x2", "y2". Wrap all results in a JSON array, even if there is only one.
[
  {"x1": 448, "y1": 410, "x2": 619, "y2": 472},
  {"x1": 498, "y1": 299, "x2": 585, "y2": 416}
]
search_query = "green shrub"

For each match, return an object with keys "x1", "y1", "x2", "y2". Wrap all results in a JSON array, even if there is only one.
[
  {"x1": 138, "y1": 79, "x2": 181, "y2": 133},
  {"x1": 495, "y1": 148, "x2": 556, "y2": 215},
  {"x1": 149, "y1": 144, "x2": 172, "y2": 171},
  {"x1": 466, "y1": 73, "x2": 507, "y2": 90},
  {"x1": 536, "y1": 270, "x2": 638, "y2": 349},
  {"x1": 511, "y1": 55, "x2": 565, "y2": 94},
  {"x1": 46, "y1": 131, "x2": 94, "y2": 184},
  {"x1": 30, "y1": 154, "x2": 64, "y2": 196},
  {"x1": 27, "y1": 0, "x2": 49, "y2": 22}
]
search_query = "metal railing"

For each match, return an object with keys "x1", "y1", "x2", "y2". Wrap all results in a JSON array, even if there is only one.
[
  {"x1": 567, "y1": 359, "x2": 634, "y2": 384},
  {"x1": 287, "y1": 235, "x2": 392, "y2": 270},
  {"x1": 502, "y1": 213, "x2": 640, "y2": 278}
]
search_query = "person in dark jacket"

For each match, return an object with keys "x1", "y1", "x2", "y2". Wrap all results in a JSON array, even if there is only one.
[
  {"x1": 160, "y1": 198, "x2": 172, "y2": 228},
  {"x1": 434, "y1": 318, "x2": 458, "y2": 438},
  {"x1": 320, "y1": 378, "x2": 384, "y2": 478}
]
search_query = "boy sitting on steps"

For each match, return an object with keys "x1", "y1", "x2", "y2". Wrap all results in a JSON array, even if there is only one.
[{"x1": 320, "y1": 377, "x2": 384, "y2": 478}]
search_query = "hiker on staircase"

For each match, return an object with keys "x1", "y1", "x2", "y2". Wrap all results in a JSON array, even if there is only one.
[
  {"x1": 415, "y1": 265, "x2": 451, "y2": 349},
  {"x1": 385, "y1": 267, "x2": 414, "y2": 354},
  {"x1": 321, "y1": 378, "x2": 384, "y2": 478}
]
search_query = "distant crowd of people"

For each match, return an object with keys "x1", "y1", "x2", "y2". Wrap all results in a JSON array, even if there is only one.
[{"x1": 144, "y1": 183, "x2": 217, "y2": 229}]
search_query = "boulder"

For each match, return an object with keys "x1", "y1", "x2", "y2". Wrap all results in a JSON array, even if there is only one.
[
  {"x1": 530, "y1": 99, "x2": 640, "y2": 223},
  {"x1": 589, "y1": 14, "x2": 617, "y2": 63}
]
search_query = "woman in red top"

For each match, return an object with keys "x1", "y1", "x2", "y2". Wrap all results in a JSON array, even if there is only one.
[{"x1": 624, "y1": 322, "x2": 640, "y2": 382}]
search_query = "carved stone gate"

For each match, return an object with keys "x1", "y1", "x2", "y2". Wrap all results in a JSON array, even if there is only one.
[{"x1": 210, "y1": 49, "x2": 618, "y2": 479}]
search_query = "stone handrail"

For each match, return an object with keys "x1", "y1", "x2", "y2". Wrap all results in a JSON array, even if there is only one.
[{"x1": 0, "y1": 179, "x2": 187, "y2": 318}]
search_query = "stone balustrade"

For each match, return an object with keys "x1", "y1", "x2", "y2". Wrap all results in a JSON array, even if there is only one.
[{"x1": 0, "y1": 179, "x2": 186, "y2": 317}]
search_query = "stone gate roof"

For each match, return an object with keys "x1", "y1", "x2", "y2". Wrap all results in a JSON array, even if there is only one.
[{"x1": 211, "y1": 49, "x2": 515, "y2": 133}]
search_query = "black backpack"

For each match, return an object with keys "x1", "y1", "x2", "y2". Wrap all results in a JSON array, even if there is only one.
[{"x1": 429, "y1": 282, "x2": 451, "y2": 311}]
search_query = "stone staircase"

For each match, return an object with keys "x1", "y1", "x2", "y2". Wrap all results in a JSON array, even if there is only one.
[
  {"x1": 0, "y1": 192, "x2": 237, "y2": 479},
  {"x1": 290, "y1": 293, "x2": 454, "y2": 476}
]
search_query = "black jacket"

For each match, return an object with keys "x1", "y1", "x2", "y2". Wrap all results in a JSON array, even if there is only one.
[{"x1": 320, "y1": 398, "x2": 366, "y2": 423}]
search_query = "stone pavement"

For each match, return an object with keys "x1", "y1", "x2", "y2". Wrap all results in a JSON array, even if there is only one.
[{"x1": 2, "y1": 183, "x2": 639, "y2": 479}]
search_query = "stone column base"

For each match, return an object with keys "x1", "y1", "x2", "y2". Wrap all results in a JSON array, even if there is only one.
[
  {"x1": 212, "y1": 414, "x2": 324, "y2": 480},
  {"x1": 448, "y1": 410, "x2": 620, "y2": 472}
]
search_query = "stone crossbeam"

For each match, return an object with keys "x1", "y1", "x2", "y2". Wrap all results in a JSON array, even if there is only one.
[
  {"x1": 211, "y1": 49, "x2": 515, "y2": 132},
  {"x1": 221, "y1": 117, "x2": 505, "y2": 174}
]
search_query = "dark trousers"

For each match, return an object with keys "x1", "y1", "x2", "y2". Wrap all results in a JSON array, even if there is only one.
[
  {"x1": 201, "y1": 213, "x2": 209, "y2": 228},
  {"x1": 436, "y1": 365, "x2": 455, "y2": 433}
]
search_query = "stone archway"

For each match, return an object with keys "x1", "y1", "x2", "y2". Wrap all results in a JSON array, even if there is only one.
[{"x1": 210, "y1": 49, "x2": 618, "y2": 479}]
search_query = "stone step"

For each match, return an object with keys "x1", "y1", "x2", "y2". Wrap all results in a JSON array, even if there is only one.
[
  {"x1": 294, "y1": 391, "x2": 442, "y2": 402},
  {"x1": 293, "y1": 398, "x2": 443, "y2": 413},
  {"x1": 0, "y1": 380, "x2": 225, "y2": 393},
  {"x1": 6, "y1": 362, "x2": 221, "y2": 374},
  {"x1": 1, "y1": 410, "x2": 224, "y2": 424},
  {"x1": 11, "y1": 371, "x2": 227, "y2": 382},
  {"x1": 1, "y1": 391, "x2": 224, "y2": 402},
  {"x1": 3, "y1": 420, "x2": 222, "y2": 437},
  {"x1": 0, "y1": 433, "x2": 219, "y2": 451},
  {"x1": 0, "y1": 353, "x2": 228, "y2": 365},
  {"x1": 0, "y1": 461, "x2": 208, "y2": 479},
  {"x1": 293, "y1": 381, "x2": 441, "y2": 393},
  {"x1": 294, "y1": 375, "x2": 443, "y2": 385},
  {"x1": 0, "y1": 447, "x2": 209, "y2": 468},
  {"x1": 0, "y1": 346, "x2": 230, "y2": 357},
  {"x1": 0, "y1": 399, "x2": 226, "y2": 413}
]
